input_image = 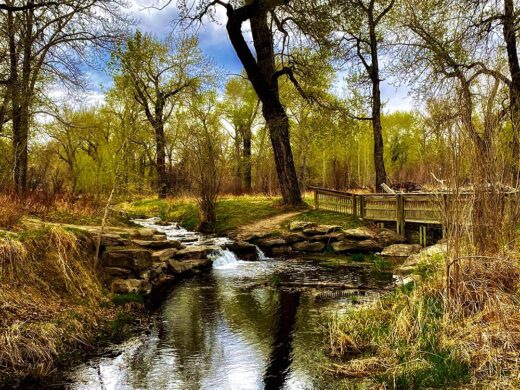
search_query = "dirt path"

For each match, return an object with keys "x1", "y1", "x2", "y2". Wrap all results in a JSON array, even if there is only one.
[{"x1": 234, "y1": 211, "x2": 303, "y2": 240}]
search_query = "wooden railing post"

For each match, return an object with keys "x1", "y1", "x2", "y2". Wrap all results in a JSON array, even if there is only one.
[
  {"x1": 352, "y1": 194, "x2": 357, "y2": 216},
  {"x1": 314, "y1": 188, "x2": 319, "y2": 210},
  {"x1": 396, "y1": 194, "x2": 405, "y2": 236}
]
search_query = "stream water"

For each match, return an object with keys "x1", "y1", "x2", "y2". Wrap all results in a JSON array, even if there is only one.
[{"x1": 66, "y1": 218, "x2": 394, "y2": 390}]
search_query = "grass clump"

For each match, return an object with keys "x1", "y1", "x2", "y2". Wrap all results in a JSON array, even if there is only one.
[{"x1": 285, "y1": 209, "x2": 361, "y2": 230}]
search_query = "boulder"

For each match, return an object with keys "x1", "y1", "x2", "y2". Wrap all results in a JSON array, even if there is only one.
[
  {"x1": 132, "y1": 239, "x2": 183, "y2": 250},
  {"x1": 343, "y1": 227, "x2": 377, "y2": 240},
  {"x1": 303, "y1": 225, "x2": 341, "y2": 235},
  {"x1": 152, "y1": 233, "x2": 167, "y2": 240},
  {"x1": 308, "y1": 232, "x2": 345, "y2": 242},
  {"x1": 289, "y1": 221, "x2": 317, "y2": 231},
  {"x1": 102, "y1": 248, "x2": 152, "y2": 271},
  {"x1": 111, "y1": 278, "x2": 152, "y2": 294},
  {"x1": 292, "y1": 241, "x2": 326, "y2": 252},
  {"x1": 226, "y1": 241, "x2": 258, "y2": 261},
  {"x1": 152, "y1": 248, "x2": 177, "y2": 262},
  {"x1": 176, "y1": 245, "x2": 214, "y2": 260},
  {"x1": 381, "y1": 244, "x2": 422, "y2": 258},
  {"x1": 259, "y1": 238, "x2": 286, "y2": 248},
  {"x1": 270, "y1": 246, "x2": 293, "y2": 256},
  {"x1": 397, "y1": 243, "x2": 447, "y2": 274},
  {"x1": 332, "y1": 239, "x2": 383, "y2": 253},
  {"x1": 376, "y1": 229, "x2": 406, "y2": 246},
  {"x1": 167, "y1": 258, "x2": 212, "y2": 274},
  {"x1": 284, "y1": 233, "x2": 307, "y2": 245}
]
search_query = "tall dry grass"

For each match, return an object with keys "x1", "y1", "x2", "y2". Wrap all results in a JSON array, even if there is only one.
[{"x1": 0, "y1": 226, "x2": 105, "y2": 384}]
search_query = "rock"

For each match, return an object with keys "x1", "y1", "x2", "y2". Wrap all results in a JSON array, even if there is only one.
[
  {"x1": 375, "y1": 229, "x2": 406, "y2": 246},
  {"x1": 100, "y1": 233, "x2": 131, "y2": 247},
  {"x1": 104, "y1": 267, "x2": 132, "y2": 278},
  {"x1": 167, "y1": 258, "x2": 212, "y2": 274},
  {"x1": 397, "y1": 243, "x2": 447, "y2": 274},
  {"x1": 343, "y1": 227, "x2": 377, "y2": 240},
  {"x1": 102, "y1": 248, "x2": 152, "y2": 271},
  {"x1": 176, "y1": 245, "x2": 214, "y2": 260},
  {"x1": 420, "y1": 242, "x2": 447, "y2": 257},
  {"x1": 308, "y1": 232, "x2": 345, "y2": 242},
  {"x1": 284, "y1": 233, "x2": 306, "y2": 245},
  {"x1": 152, "y1": 248, "x2": 177, "y2": 262},
  {"x1": 137, "y1": 228, "x2": 156, "y2": 238},
  {"x1": 292, "y1": 241, "x2": 325, "y2": 252},
  {"x1": 259, "y1": 238, "x2": 286, "y2": 248},
  {"x1": 303, "y1": 225, "x2": 341, "y2": 235},
  {"x1": 111, "y1": 278, "x2": 152, "y2": 294},
  {"x1": 329, "y1": 231, "x2": 346, "y2": 241},
  {"x1": 332, "y1": 239, "x2": 383, "y2": 253},
  {"x1": 132, "y1": 239, "x2": 183, "y2": 250},
  {"x1": 152, "y1": 234, "x2": 167, "y2": 240},
  {"x1": 155, "y1": 220, "x2": 171, "y2": 226},
  {"x1": 270, "y1": 246, "x2": 293, "y2": 256},
  {"x1": 226, "y1": 241, "x2": 258, "y2": 261},
  {"x1": 381, "y1": 244, "x2": 422, "y2": 257},
  {"x1": 289, "y1": 221, "x2": 317, "y2": 231}
]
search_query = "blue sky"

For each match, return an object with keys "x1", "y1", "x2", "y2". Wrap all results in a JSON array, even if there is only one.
[{"x1": 84, "y1": 0, "x2": 412, "y2": 112}]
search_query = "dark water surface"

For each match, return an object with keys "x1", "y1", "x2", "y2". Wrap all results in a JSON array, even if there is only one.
[{"x1": 67, "y1": 220, "x2": 393, "y2": 390}]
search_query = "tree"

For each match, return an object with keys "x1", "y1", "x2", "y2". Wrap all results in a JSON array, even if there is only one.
[
  {"x1": 179, "y1": 0, "x2": 303, "y2": 205},
  {"x1": 221, "y1": 76, "x2": 260, "y2": 194},
  {"x1": 112, "y1": 31, "x2": 211, "y2": 198},
  {"x1": 0, "y1": 0, "x2": 126, "y2": 194}
]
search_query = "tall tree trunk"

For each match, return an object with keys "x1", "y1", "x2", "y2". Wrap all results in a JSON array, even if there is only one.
[
  {"x1": 503, "y1": 0, "x2": 520, "y2": 181},
  {"x1": 369, "y1": 17, "x2": 387, "y2": 192},
  {"x1": 12, "y1": 104, "x2": 29, "y2": 194},
  {"x1": 242, "y1": 126, "x2": 252, "y2": 193},
  {"x1": 154, "y1": 123, "x2": 168, "y2": 199},
  {"x1": 225, "y1": 4, "x2": 302, "y2": 205}
]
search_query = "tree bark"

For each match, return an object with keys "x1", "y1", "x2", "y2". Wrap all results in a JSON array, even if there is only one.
[
  {"x1": 154, "y1": 122, "x2": 168, "y2": 199},
  {"x1": 503, "y1": 0, "x2": 520, "y2": 179},
  {"x1": 368, "y1": 12, "x2": 387, "y2": 192},
  {"x1": 224, "y1": 2, "x2": 302, "y2": 205},
  {"x1": 242, "y1": 126, "x2": 252, "y2": 193}
]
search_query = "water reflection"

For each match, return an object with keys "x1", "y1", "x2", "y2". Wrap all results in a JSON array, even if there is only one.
[{"x1": 69, "y1": 223, "x2": 393, "y2": 390}]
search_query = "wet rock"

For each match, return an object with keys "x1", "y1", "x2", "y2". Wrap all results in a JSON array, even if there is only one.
[
  {"x1": 226, "y1": 241, "x2": 258, "y2": 261},
  {"x1": 381, "y1": 244, "x2": 422, "y2": 257},
  {"x1": 375, "y1": 229, "x2": 406, "y2": 246},
  {"x1": 102, "y1": 248, "x2": 152, "y2": 271},
  {"x1": 303, "y1": 225, "x2": 341, "y2": 235},
  {"x1": 104, "y1": 267, "x2": 132, "y2": 278},
  {"x1": 175, "y1": 245, "x2": 214, "y2": 260},
  {"x1": 152, "y1": 248, "x2": 177, "y2": 262},
  {"x1": 343, "y1": 227, "x2": 377, "y2": 240},
  {"x1": 137, "y1": 228, "x2": 156, "y2": 238},
  {"x1": 167, "y1": 258, "x2": 212, "y2": 274},
  {"x1": 332, "y1": 239, "x2": 383, "y2": 253},
  {"x1": 132, "y1": 239, "x2": 183, "y2": 250},
  {"x1": 292, "y1": 241, "x2": 325, "y2": 252},
  {"x1": 289, "y1": 221, "x2": 317, "y2": 231},
  {"x1": 270, "y1": 246, "x2": 293, "y2": 256},
  {"x1": 259, "y1": 238, "x2": 286, "y2": 248},
  {"x1": 152, "y1": 233, "x2": 167, "y2": 240},
  {"x1": 284, "y1": 233, "x2": 306, "y2": 245},
  {"x1": 111, "y1": 278, "x2": 152, "y2": 294}
]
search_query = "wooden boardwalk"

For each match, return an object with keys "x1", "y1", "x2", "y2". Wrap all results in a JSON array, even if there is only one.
[{"x1": 309, "y1": 186, "x2": 517, "y2": 245}]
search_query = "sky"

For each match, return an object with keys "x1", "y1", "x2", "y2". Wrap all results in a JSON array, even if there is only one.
[{"x1": 83, "y1": 0, "x2": 413, "y2": 112}]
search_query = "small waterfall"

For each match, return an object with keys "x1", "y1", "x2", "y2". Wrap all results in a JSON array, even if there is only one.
[
  {"x1": 212, "y1": 249, "x2": 240, "y2": 269},
  {"x1": 256, "y1": 246, "x2": 268, "y2": 261}
]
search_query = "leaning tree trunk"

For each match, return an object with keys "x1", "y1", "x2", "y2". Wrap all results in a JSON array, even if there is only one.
[
  {"x1": 503, "y1": 0, "x2": 520, "y2": 182},
  {"x1": 154, "y1": 123, "x2": 168, "y2": 199}
]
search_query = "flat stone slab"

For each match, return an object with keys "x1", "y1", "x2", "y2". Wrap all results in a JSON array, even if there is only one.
[
  {"x1": 132, "y1": 239, "x2": 183, "y2": 250},
  {"x1": 226, "y1": 241, "x2": 258, "y2": 261},
  {"x1": 152, "y1": 248, "x2": 177, "y2": 262},
  {"x1": 289, "y1": 221, "x2": 317, "y2": 231},
  {"x1": 284, "y1": 232, "x2": 306, "y2": 245},
  {"x1": 381, "y1": 244, "x2": 422, "y2": 257},
  {"x1": 102, "y1": 248, "x2": 152, "y2": 271},
  {"x1": 343, "y1": 227, "x2": 377, "y2": 240},
  {"x1": 167, "y1": 258, "x2": 212, "y2": 274},
  {"x1": 259, "y1": 238, "x2": 286, "y2": 248},
  {"x1": 175, "y1": 245, "x2": 214, "y2": 259},
  {"x1": 292, "y1": 241, "x2": 325, "y2": 252},
  {"x1": 332, "y1": 239, "x2": 383, "y2": 253},
  {"x1": 270, "y1": 246, "x2": 293, "y2": 256},
  {"x1": 111, "y1": 278, "x2": 152, "y2": 294},
  {"x1": 303, "y1": 225, "x2": 341, "y2": 235},
  {"x1": 376, "y1": 229, "x2": 406, "y2": 246}
]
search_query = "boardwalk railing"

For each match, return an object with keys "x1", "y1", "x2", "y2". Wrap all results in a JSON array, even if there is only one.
[{"x1": 310, "y1": 186, "x2": 517, "y2": 237}]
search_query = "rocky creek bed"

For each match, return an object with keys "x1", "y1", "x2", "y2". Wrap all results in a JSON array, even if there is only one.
[{"x1": 57, "y1": 218, "x2": 444, "y2": 389}]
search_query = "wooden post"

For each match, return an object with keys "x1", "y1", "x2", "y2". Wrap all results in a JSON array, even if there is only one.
[
  {"x1": 396, "y1": 194, "x2": 405, "y2": 236},
  {"x1": 360, "y1": 195, "x2": 365, "y2": 219},
  {"x1": 352, "y1": 194, "x2": 357, "y2": 216},
  {"x1": 314, "y1": 188, "x2": 319, "y2": 210}
]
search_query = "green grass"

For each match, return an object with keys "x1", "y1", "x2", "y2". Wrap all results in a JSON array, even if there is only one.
[
  {"x1": 119, "y1": 195, "x2": 307, "y2": 233},
  {"x1": 112, "y1": 293, "x2": 145, "y2": 305}
]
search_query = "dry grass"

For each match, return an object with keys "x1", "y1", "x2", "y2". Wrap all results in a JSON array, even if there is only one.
[{"x1": 0, "y1": 225, "x2": 109, "y2": 385}]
